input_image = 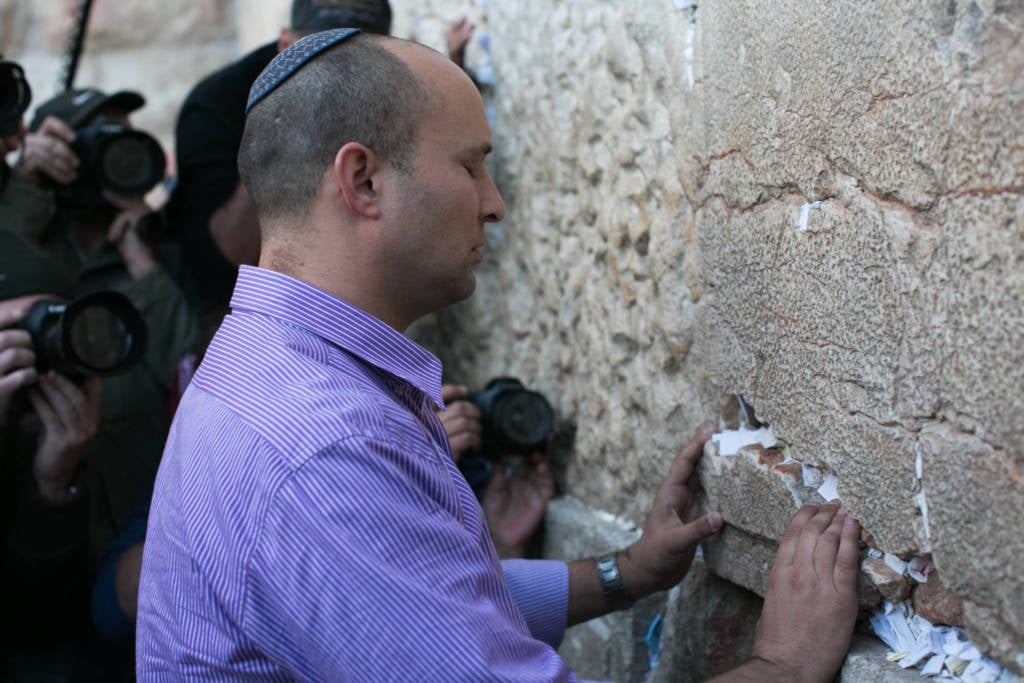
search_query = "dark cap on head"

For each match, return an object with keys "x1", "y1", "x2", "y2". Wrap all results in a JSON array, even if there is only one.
[
  {"x1": 290, "y1": 0, "x2": 391, "y2": 35},
  {"x1": 247, "y1": 28, "x2": 362, "y2": 114},
  {"x1": 29, "y1": 88, "x2": 144, "y2": 132},
  {"x1": 0, "y1": 231, "x2": 74, "y2": 301}
]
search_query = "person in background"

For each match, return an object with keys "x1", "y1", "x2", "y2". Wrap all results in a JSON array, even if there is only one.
[
  {"x1": 12, "y1": 87, "x2": 198, "y2": 562},
  {"x1": 136, "y1": 30, "x2": 862, "y2": 681},
  {"x1": 439, "y1": 382, "x2": 555, "y2": 558},
  {"x1": 168, "y1": 0, "x2": 477, "y2": 316},
  {"x1": 0, "y1": 54, "x2": 51, "y2": 235},
  {"x1": 0, "y1": 230, "x2": 128, "y2": 681}
]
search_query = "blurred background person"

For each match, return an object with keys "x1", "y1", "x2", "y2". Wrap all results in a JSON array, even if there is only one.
[
  {"x1": 167, "y1": 0, "x2": 476, "y2": 316},
  {"x1": 11, "y1": 86, "x2": 198, "y2": 563},
  {"x1": 0, "y1": 230, "x2": 129, "y2": 681}
]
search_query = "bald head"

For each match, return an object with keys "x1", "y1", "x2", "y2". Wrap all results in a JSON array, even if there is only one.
[{"x1": 238, "y1": 34, "x2": 438, "y2": 229}]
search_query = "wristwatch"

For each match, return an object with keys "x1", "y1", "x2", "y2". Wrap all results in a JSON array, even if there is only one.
[{"x1": 596, "y1": 552, "x2": 633, "y2": 611}]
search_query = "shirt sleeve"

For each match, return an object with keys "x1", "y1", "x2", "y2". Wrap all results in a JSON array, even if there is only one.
[
  {"x1": 91, "y1": 485, "x2": 151, "y2": 640},
  {"x1": 502, "y1": 559, "x2": 569, "y2": 649},
  {"x1": 245, "y1": 435, "x2": 581, "y2": 682}
]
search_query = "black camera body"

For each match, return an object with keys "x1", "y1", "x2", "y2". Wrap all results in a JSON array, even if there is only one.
[
  {"x1": 21, "y1": 291, "x2": 148, "y2": 380},
  {"x1": 468, "y1": 377, "x2": 554, "y2": 456},
  {"x1": 0, "y1": 57, "x2": 31, "y2": 137},
  {"x1": 57, "y1": 122, "x2": 166, "y2": 209}
]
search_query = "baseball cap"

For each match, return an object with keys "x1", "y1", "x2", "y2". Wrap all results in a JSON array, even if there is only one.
[
  {"x1": 290, "y1": 0, "x2": 392, "y2": 35},
  {"x1": 29, "y1": 87, "x2": 145, "y2": 132}
]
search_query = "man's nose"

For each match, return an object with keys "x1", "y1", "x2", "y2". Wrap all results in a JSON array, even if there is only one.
[{"x1": 480, "y1": 174, "x2": 505, "y2": 223}]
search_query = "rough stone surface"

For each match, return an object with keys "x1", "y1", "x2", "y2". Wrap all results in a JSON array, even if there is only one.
[
  {"x1": 701, "y1": 524, "x2": 775, "y2": 599},
  {"x1": 7, "y1": 0, "x2": 1021, "y2": 677},
  {"x1": 862, "y1": 556, "x2": 912, "y2": 605},
  {"x1": 913, "y1": 571, "x2": 965, "y2": 628},
  {"x1": 840, "y1": 635, "x2": 930, "y2": 682},
  {"x1": 700, "y1": 441, "x2": 820, "y2": 541},
  {"x1": 543, "y1": 496, "x2": 645, "y2": 682},
  {"x1": 650, "y1": 559, "x2": 761, "y2": 683}
]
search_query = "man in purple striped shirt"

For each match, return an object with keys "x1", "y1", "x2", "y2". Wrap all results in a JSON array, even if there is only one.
[{"x1": 136, "y1": 29, "x2": 862, "y2": 681}]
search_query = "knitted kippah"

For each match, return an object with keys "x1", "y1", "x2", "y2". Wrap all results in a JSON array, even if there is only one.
[
  {"x1": 246, "y1": 28, "x2": 361, "y2": 114},
  {"x1": 0, "y1": 230, "x2": 75, "y2": 301}
]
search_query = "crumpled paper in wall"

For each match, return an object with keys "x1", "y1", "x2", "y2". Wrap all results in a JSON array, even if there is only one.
[{"x1": 869, "y1": 601, "x2": 1011, "y2": 681}]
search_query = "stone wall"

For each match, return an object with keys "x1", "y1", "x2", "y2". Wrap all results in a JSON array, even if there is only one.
[
  {"x1": 420, "y1": 0, "x2": 1023, "y2": 679},
  {"x1": 5, "y1": 0, "x2": 1020, "y2": 680}
]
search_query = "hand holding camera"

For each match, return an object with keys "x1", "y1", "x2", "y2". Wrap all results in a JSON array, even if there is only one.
[
  {"x1": 438, "y1": 384, "x2": 483, "y2": 461},
  {"x1": 23, "y1": 88, "x2": 166, "y2": 210},
  {"x1": 19, "y1": 115, "x2": 79, "y2": 186},
  {"x1": 28, "y1": 371, "x2": 100, "y2": 505},
  {"x1": 105, "y1": 192, "x2": 159, "y2": 279},
  {"x1": 0, "y1": 300, "x2": 39, "y2": 426},
  {"x1": 1, "y1": 298, "x2": 102, "y2": 505},
  {"x1": 439, "y1": 378, "x2": 557, "y2": 558},
  {"x1": 463, "y1": 377, "x2": 554, "y2": 457}
]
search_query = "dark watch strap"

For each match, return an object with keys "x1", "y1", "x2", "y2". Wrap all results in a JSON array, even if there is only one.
[{"x1": 596, "y1": 552, "x2": 633, "y2": 611}]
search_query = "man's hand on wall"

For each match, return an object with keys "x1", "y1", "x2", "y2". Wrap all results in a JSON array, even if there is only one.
[
  {"x1": 709, "y1": 502, "x2": 861, "y2": 683},
  {"x1": 619, "y1": 428, "x2": 723, "y2": 596}
]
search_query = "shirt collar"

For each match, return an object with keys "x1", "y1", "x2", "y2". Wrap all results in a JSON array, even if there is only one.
[{"x1": 230, "y1": 266, "x2": 445, "y2": 410}]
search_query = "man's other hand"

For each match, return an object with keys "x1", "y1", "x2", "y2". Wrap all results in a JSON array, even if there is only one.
[
  {"x1": 619, "y1": 429, "x2": 723, "y2": 597},
  {"x1": 745, "y1": 502, "x2": 860, "y2": 683}
]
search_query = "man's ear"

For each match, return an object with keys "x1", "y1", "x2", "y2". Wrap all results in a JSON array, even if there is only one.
[{"x1": 333, "y1": 142, "x2": 383, "y2": 220}]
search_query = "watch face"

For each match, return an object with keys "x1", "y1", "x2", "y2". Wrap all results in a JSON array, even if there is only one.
[{"x1": 597, "y1": 554, "x2": 632, "y2": 610}]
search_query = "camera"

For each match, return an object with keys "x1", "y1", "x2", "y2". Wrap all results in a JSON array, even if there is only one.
[
  {"x1": 20, "y1": 291, "x2": 148, "y2": 379},
  {"x1": 468, "y1": 377, "x2": 554, "y2": 455},
  {"x1": 57, "y1": 122, "x2": 166, "y2": 209},
  {"x1": 0, "y1": 57, "x2": 31, "y2": 137}
]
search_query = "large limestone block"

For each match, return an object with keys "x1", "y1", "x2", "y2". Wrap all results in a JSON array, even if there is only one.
[
  {"x1": 693, "y1": 0, "x2": 1023, "y2": 668},
  {"x1": 919, "y1": 423, "x2": 1024, "y2": 672}
]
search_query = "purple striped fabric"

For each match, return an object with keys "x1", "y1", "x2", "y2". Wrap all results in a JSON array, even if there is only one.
[{"x1": 136, "y1": 266, "x2": 582, "y2": 681}]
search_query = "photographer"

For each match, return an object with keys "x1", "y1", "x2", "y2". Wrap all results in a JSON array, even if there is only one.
[
  {"x1": 0, "y1": 56, "x2": 53, "y2": 240},
  {"x1": 0, "y1": 55, "x2": 30, "y2": 187},
  {"x1": 439, "y1": 382, "x2": 555, "y2": 558},
  {"x1": 0, "y1": 230, "x2": 108, "y2": 676},
  {"x1": 10, "y1": 87, "x2": 198, "y2": 561}
]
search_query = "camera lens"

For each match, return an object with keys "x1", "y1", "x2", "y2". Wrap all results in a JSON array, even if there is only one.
[
  {"x1": 68, "y1": 304, "x2": 131, "y2": 372},
  {"x1": 491, "y1": 391, "x2": 554, "y2": 451},
  {"x1": 97, "y1": 130, "x2": 165, "y2": 196},
  {"x1": 22, "y1": 291, "x2": 147, "y2": 378}
]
